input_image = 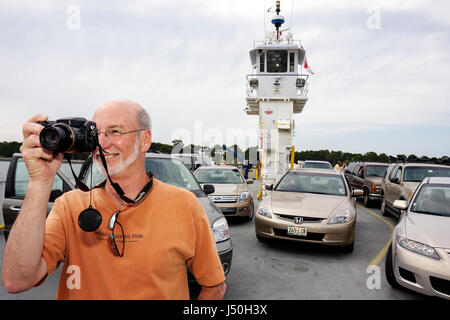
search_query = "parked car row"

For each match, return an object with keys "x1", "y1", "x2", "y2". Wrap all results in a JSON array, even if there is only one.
[{"x1": 344, "y1": 159, "x2": 450, "y2": 299}]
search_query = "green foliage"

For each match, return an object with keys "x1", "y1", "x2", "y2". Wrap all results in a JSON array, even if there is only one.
[
  {"x1": 0, "y1": 141, "x2": 21, "y2": 158},
  {"x1": 1, "y1": 140, "x2": 449, "y2": 166}
]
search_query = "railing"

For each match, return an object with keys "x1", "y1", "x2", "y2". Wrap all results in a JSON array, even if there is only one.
[{"x1": 253, "y1": 39, "x2": 302, "y2": 48}]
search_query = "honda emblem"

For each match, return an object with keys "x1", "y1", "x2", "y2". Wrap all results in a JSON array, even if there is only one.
[{"x1": 294, "y1": 217, "x2": 303, "y2": 224}]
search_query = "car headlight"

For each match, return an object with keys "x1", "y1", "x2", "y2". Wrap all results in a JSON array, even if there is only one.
[
  {"x1": 239, "y1": 191, "x2": 249, "y2": 203},
  {"x1": 397, "y1": 236, "x2": 440, "y2": 260},
  {"x1": 328, "y1": 209, "x2": 352, "y2": 224},
  {"x1": 257, "y1": 206, "x2": 272, "y2": 219},
  {"x1": 212, "y1": 217, "x2": 231, "y2": 243}
]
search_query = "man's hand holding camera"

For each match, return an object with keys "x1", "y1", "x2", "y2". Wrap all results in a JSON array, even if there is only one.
[{"x1": 20, "y1": 114, "x2": 64, "y2": 186}]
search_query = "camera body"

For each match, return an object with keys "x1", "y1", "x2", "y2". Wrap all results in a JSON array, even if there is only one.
[{"x1": 39, "y1": 117, "x2": 98, "y2": 153}]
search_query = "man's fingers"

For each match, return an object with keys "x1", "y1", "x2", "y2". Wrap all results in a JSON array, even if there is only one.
[
  {"x1": 22, "y1": 114, "x2": 48, "y2": 139},
  {"x1": 21, "y1": 132, "x2": 41, "y2": 149},
  {"x1": 20, "y1": 145, "x2": 54, "y2": 162},
  {"x1": 26, "y1": 114, "x2": 48, "y2": 124},
  {"x1": 22, "y1": 122, "x2": 46, "y2": 140}
]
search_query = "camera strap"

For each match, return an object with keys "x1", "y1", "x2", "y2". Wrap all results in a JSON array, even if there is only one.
[{"x1": 64, "y1": 148, "x2": 153, "y2": 204}]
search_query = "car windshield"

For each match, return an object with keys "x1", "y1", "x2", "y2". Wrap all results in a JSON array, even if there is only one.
[
  {"x1": 174, "y1": 155, "x2": 194, "y2": 170},
  {"x1": 411, "y1": 184, "x2": 450, "y2": 217},
  {"x1": 84, "y1": 156, "x2": 202, "y2": 192},
  {"x1": 195, "y1": 168, "x2": 244, "y2": 184},
  {"x1": 366, "y1": 165, "x2": 389, "y2": 177},
  {"x1": 303, "y1": 162, "x2": 331, "y2": 169},
  {"x1": 275, "y1": 172, "x2": 347, "y2": 196},
  {"x1": 404, "y1": 166, "x2": 450, "y2": 182}
]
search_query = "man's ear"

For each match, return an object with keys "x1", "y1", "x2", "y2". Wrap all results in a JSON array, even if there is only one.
[{"x1": 141, "y1": 130, "x2": 152, "y2": 152}]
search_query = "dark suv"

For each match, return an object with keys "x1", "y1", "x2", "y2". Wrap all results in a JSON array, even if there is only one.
[
  {"x1": 2, "y1": 153, "x2": 233, "y2": 277},
  {"x1": 344, "y1": 162, "x2": 390, "y2": 207}
]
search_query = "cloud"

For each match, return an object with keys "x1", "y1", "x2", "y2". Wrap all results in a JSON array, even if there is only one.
[{"x1": 0, "y1": 0, "x2": 448, "y2": 157}]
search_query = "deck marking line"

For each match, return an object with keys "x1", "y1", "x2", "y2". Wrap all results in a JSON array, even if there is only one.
[{"x1": 357, "y1": 204, "x2": 394, "y2": 267}]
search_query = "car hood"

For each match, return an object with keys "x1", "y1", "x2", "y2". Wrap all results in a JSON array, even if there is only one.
[
  {"x1": 197, "y1": 196, "x2": 224, "y2": 225},
  {"x1": 365, "y1": 176, "x2": 383, "y2": 185},
  {"x1": 201, "y1": 183, "x2": 248, "y2": 196},
  {"x1": 405, "y1": 213, "x2": 450, "y2": 249},
  {"x1": 269, "y1": 191, "x2": 348, "y2": 218},
  {"x1": 403, "y1": 182, "x2": 420, "y2": 197}
]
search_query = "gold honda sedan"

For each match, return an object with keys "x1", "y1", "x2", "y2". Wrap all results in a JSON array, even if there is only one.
[{"x1": 255, "y1": 169, "x2": 363, "y2": 252}]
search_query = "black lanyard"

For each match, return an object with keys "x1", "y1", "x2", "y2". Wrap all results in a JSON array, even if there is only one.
[{"x1": 65, "y1": 146, "x2": 153, "y2": 204}]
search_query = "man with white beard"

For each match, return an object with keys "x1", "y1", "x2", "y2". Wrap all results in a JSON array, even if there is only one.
[{"x1": 2, "y1": 100, "x2": 226, "y2": 300}]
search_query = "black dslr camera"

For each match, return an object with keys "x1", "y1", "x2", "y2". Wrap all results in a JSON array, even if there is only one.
[{"x1": 39, "y1": 117, "x2": 98, "y2": 153}]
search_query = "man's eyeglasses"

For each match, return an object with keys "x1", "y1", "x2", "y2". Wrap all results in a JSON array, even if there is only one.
[
  {"x1": 98, "y1": 128, "x2": 148, "y2": 140},
  {"x1": 108, "y1": 210, "x2": 125, "y2": 257}
]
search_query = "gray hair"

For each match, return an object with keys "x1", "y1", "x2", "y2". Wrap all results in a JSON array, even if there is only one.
[{"x1": 136, "y1": 107, "x2": 152, "y2": 131}]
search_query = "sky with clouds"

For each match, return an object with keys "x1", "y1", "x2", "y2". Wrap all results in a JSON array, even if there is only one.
[{"x1": 0, "y1": 0, "x2": 449, "y2": 157}]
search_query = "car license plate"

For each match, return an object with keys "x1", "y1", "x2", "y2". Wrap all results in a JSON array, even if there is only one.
[{"x1": 287, "y1": 226, "x2": 307, "y2": 236}]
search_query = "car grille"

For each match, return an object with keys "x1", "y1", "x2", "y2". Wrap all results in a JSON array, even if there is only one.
[
  {"x1": 430, "y1": 276, "x2": 450, "y2": 295},
  {"x1": 209, "y1": 195, "x2": 238, "y2": 203},
  {"x1": 399, "y1": 267, "x2": 416, "y2": 283},
  {"x1": 220, "y1": 207, "x2": 237, "y2": 214},
  {"x1": 273, "y1": 228, "x2": 324, "y2": 241},
  {"x1": 276, "y1": 214, "x2": 323, "y2": 223}
]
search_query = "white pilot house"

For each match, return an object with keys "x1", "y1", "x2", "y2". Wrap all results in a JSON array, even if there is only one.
[{"x1": 245, "y1": 1, "x2": 311, "y2": 196}]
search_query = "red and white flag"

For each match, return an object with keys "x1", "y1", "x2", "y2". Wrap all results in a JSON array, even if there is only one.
[{"x1": 301, "y1": 45, "x2": 314, "y2": 75}]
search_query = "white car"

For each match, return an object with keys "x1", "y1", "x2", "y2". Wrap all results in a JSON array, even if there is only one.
[
  {"x1": 302, "y1": 160, "x2": 333, "y2": 170},
  {"x1": 385, "y1": 177, "x2": 450, "y2": 299}
]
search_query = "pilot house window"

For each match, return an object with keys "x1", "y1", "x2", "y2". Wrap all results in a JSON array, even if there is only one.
[
  {"x1": 259, "y1": 52, "x2": 265, "y2": 72},
  {"x1": 267, "y1": 50, "x2": 287, "y2": 72},
  {"x1": 289, "y1": 52, "x2": 295, "y2": 72}
]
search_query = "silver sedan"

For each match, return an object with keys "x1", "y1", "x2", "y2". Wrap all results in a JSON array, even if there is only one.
[{"x1": 385, "y1": 177, "x2": 450, "y2": 299}]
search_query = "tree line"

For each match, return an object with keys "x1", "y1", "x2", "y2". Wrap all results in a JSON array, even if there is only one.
[{"x1": 1, "y1": 140, "x2": 449, "y2": 165}]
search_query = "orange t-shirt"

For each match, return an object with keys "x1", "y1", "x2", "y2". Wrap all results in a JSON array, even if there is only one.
[{"x1": 41, "y1": 179, "x2": 225, "y2": 299}]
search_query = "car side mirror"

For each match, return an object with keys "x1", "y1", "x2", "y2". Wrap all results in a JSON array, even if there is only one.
[
  {"x1": 390, "y1": 177, "x2": 399, "y2": 184},
  {"x1": 203, "y1": 184, "x2": 215, "y2": 195},
  {"x1": 246, "y1": 179, "x2": 254, "y2": 184},
  {"x1": 393, "y1": 200, "x2": 408, "y2": 210},
  {"x1": 352, "y1": 189, "x2": 364, "y2": 197},
  {"x1": 265, "y1": 184, "x2": 273, "y2": 190}
]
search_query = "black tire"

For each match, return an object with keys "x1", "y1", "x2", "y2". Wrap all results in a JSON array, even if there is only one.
[
  {"x1": 363, "y1": 188, "x2": 372, "y2": 207},
  {"x1": 385, "y1": 243, "x2": 401, "y2": 289},
  {"x1": 381, "y1": 193, "x2": 389, "y2": 217},
  {"x1": 245, "y1": 203, "x2": 255, "y2": 222},
  {"x1": 342, "y1": 241, "x2": 354, "y2": 253},
  {"x1": 256, "y1": 234, "x2": 268, "y2": 242}
]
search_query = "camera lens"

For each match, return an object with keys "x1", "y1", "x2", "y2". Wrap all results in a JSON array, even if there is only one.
[
  {"x1": 41, "y1": 127, "x2": 61, "y2": 148},
  {"x1": 40, "y1": 125, "x2": 73, "y2": 153}
]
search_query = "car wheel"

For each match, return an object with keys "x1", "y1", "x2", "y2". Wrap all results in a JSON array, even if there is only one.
[
  {"x1": 381, "y1": 194, "x2": 388, "y2": 216},
  {"x1": 342, "y1": 241, "x2": 354, "y2": 253},
  {"x1": 385, "y1": 243, "x2": 401, "y2": 289},
  {"x1": 363, "y1": 189, "x2": 371, "y2": 207},
  {"x1": 256, "y1": 234, "x2": 268, "y2": 242},
  {"x1": 246, "y1": 203, "x2": 255, "y2": 222}
]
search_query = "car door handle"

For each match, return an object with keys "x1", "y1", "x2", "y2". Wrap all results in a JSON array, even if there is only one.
[{"x1": 9, "y1": 206, "x2": 22, "y2": 211}]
